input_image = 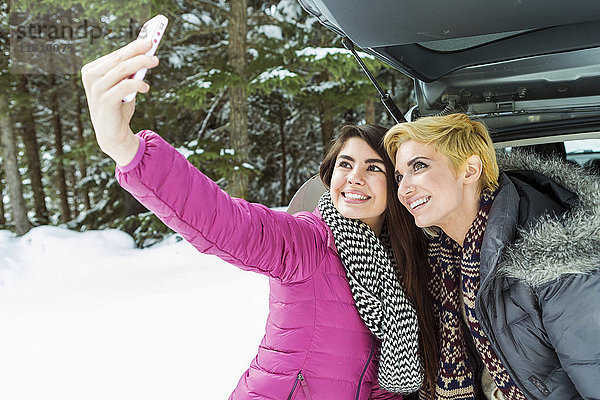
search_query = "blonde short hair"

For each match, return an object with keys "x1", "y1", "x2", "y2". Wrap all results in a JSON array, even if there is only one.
[{"x1": 384, "y1": 113, "x2": 499, "y2": 193}]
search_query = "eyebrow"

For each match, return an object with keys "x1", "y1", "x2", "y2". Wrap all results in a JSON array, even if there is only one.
[
  {"x1": 406, "y1": 156, "x2": 431, "y2": 167},
  {"x1": 339, "y1": 154, "x2": 385, "y2": 164},
  {"x1": 395, "y1": 156, "x2": 432, "y2": 177}
]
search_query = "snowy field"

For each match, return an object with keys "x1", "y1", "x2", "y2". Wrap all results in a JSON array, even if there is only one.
[{"x1": 0, "y1": 226, "x2": 270, "y2": 400}]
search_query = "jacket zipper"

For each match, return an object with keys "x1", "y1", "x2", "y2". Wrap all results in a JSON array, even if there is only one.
[
  {"x1": 355, "y1": 338, "x2": 376, "y2": 400},
  {"x1": 287, "y1": 371, "x2": 312, "y2": 400},
  {"x1": 299, "y1": 372, "x2": 313, "y2": 400}
]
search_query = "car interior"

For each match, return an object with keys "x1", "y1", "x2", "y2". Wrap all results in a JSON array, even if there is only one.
[
  {"x1": 299, "y1": 1, "x2": 600, "y2": 152},
  {"x1": 288, "y1": 0, "x2": 600, "y2": 212}
]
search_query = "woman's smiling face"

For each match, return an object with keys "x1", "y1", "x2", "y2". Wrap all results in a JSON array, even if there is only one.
[
  {"x1": 393, "y1": 140, "x2": 469, "y2": 234},
  {"x1": 330, "y1": 137, "x2": 388, "y2": 234}
]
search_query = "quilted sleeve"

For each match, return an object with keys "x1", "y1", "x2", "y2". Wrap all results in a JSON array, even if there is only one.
[
  {"x1": 539, "y1": 271, "x2": 600, "y2": 399},
  {"x1": 115, "y1": 130, "x2": 330, "y2": 283}
]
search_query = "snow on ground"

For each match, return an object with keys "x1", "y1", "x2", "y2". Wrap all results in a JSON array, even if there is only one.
[{"x1": 0, "y1": 226, "x2": 270, "y2": 400}]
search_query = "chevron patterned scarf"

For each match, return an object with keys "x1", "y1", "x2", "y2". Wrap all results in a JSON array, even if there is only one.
[
  {"x1": 318, "y1": 192, "x2": 423, "y2": 394},
  {"x1": 422, "y1": 191, "x2": 526, "y2": 400}
]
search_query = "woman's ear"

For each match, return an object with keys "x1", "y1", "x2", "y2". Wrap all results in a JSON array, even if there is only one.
[{"x1": 463, "y1": 155, "x2": 483, "y2": 185}]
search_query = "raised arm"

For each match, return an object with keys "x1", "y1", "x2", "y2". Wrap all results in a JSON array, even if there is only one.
[
  {"x1": 81, "y1": 40, "x2": 329, "y2": 282},
  {"x1": 115, "y1": 130, "x2": 329, "y2": 282}
]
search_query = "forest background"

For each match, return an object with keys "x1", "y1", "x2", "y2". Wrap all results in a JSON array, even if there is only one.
[{"x1": 0, "y1": 0, "x2": 414, "y2": 246}]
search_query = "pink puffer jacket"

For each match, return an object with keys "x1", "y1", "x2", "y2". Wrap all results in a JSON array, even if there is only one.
[{"x1": 116, "y1": 130, "x2": 403, "y2": 400}]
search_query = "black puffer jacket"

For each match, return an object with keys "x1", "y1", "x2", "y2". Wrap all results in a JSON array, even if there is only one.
[{"x1": 475, "y1": 150, "x2": 600, "y2": 400}]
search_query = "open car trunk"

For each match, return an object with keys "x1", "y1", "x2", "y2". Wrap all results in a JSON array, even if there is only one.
[{"x1": 297, "y1": 0, "x2": 600, "y2": 143}]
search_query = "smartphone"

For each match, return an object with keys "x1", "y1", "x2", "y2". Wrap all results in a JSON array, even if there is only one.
[{"x1": 122, "y1": 14, "x2": 169, "y2": 103}]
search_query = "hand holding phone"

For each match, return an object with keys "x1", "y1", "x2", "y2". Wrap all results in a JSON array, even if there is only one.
[{"x1": 122, "y1": 14, "x2": 168, "y2": 103}]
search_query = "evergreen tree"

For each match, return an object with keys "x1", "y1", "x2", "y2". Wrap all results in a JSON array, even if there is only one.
[
  {"x1": 1, "y1": 0, "x2": 31, "y2": 235},
  {"x1": 0, "y1": 0, "x2": 416, "y2": 242},
  {"x1": 0, "y1": 87, "x2": 31, "y2": 235},
  {"x1": 14, "y1": 74, "x2": 49, "y2": 224}
]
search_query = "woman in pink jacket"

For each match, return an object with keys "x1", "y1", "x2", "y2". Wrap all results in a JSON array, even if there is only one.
[{"x1": 81, "y1": 39, "x2": 438, "y2": 399}]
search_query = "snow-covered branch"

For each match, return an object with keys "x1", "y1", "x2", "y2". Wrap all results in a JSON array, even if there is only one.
[{"x1": 189, "y1": 0, "x2": 230, "y2": 13}]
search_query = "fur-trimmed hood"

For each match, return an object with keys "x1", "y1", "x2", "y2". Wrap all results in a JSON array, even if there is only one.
[{"x1": 493, "y1": 149, "x2": 600, "y2": 287}]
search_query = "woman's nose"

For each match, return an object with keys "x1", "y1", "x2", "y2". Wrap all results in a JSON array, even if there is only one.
[
  {"x1": 397, "y1": 177, "x2": 414, "y2": 198},
  {"x1": 347, "y1": 168, "x2": 365, "y2": 185}
]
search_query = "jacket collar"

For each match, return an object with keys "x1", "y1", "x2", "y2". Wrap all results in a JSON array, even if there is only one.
[
  {"x1": 480, "y1": 174, "x2": 519, "y2": 284},
  {"x1": 484, "y1": 150, "x2": 600, "y2": 287}
]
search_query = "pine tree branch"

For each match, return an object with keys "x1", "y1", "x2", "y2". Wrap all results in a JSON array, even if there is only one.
[
  {"x1": 170, "y1": 26, "x2": 228, "y2": 46},
  {"x1": 212, "y1": 123, "x2": 229, "y2": 135},
  {"x1": 188, "y1": 0, "x2": 230, "y2": 13},
  {"x1": 249, "y1": 13, "x2": 291, "y2": 27},
  {"x1": 176, "y1": 71, "x2": 208, "y2": 87},
  {"x1": 198, "y1": 90, "x2": 225, "y2": 139}
]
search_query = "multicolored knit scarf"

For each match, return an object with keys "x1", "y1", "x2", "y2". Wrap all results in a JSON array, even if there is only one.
[{"x1": 420, "y1": 191, "x2": 526, "y2": 400}]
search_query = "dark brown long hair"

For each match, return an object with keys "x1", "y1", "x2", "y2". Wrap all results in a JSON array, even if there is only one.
[{"x1": 320, "y1": 125, "x2": 439, "y2": 394}]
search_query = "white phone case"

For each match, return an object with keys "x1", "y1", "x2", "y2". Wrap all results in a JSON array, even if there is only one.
[{"x1": 122, "y1": 14, "x2": 169, "y2": 103}]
